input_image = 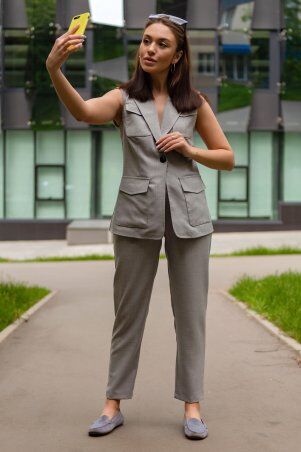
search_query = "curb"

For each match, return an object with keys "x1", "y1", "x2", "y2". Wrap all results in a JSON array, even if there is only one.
[
  {"x1": 0, "y1": 290, "x2": 59, "y2": 345},
  {"x1": 219, "y1": 289, "x2": 301, "y2": 360}
]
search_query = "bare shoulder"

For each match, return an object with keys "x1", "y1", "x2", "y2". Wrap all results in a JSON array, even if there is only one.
[
  {"x1": 195, "y1": 92, "x2": 215, "y2": 120},
  {"x1": 196, "y1": 91, "x2": 210, "y2": 110},
  {"x1": 195, "y1": 92, "x2": 232, "y2": 151},
  {"x1": 83, "y1": 87, "x2": 125, "y2": 125},
  {"x1": 106, "y1": 87, "x2": 123, "y2": 102},
  {"x1": 100, "y1": 87, "x2": 124, "y2": 109}
]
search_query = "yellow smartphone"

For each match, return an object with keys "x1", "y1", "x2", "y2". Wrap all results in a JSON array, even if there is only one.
[{"x1": 67, "y1": 12, "x2": 90, "y2": 50}]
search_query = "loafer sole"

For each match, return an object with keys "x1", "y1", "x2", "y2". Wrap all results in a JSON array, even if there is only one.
[
  {"x1": 88, "y1": 420, "x2": 124, "y2": 436},
  {"x1": 184, "y1": 417, "x2": 208, "y2": 440},
  {"x1": 184, "y1": 426, "x2": 208, "y2": 440}
]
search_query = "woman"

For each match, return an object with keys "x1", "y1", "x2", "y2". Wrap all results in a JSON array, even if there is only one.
[{"x1": 46, "y1": 13, "x2": 234, "y2": 440}]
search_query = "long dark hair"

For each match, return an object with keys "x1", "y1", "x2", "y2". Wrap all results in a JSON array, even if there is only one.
[{"x1": 117, "y1": 16, "x2": 210, "y2": 113}]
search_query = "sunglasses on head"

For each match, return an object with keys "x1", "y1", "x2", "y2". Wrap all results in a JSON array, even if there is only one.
[{"x1": 148, "y1": 14, "x2": 188, "y2": 28}]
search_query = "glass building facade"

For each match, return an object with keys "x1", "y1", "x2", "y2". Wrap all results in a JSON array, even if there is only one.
[{"x1": 0, "y1": 0, "x2": 300, "y2": 239}]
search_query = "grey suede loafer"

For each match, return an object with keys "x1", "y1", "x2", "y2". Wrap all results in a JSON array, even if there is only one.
[
  {"x1": 183, "y1": 415, "x2": 208, "y2": 439},
  {"x1": 88, "y1": 410, "x2": 124, "y2": 436}
]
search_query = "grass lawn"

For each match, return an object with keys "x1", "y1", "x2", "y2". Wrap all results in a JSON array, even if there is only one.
[
  {"x1": 0, "y1": 280, "x2": 51, "y2": 332},
  {"x1": 214, "y1": 246, "x2": 301, "y2": 257},
  {"x1": 0, "y1": 246, "x2": 301, "y2": 263},
  {"x1": 229, "y1": 270, "x2": 301, "y2": 344}
]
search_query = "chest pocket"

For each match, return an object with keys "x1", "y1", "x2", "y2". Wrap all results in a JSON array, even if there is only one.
[
  {"x1": 124, "y1": 101, "x2": 152, "y2": 137},
  {"x1": 172, "y1": 110, "x2": 198, "y2": 138},
  {"x1": 179, "y1": 174, "x2": 212, "y2": 226}
]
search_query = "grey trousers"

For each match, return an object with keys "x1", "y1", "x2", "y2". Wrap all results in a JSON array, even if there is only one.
[{"x1": 106, "y1": 188, "x2": 212, "y2": 403}]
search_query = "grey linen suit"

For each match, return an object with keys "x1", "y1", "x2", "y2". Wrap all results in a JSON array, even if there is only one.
[{"x1": 106, "y1": 88, "x2": 214, "y2": 403}]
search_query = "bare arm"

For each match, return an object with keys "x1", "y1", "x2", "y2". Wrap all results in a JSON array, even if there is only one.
[
  {"x1": 191, "y1": 97, "x2": 235, "y2": 171},
  {"x1": 80, "y1": 88, "x2": 123, "y2": 125},
  {"x1": 47, "y1": 69, "x2": 88, "y2": 121},
  {"x1": 46, "y1": 23, "x2": 123, "y2": 124},
  {"x1": 47, "y1": 70, "x2": 123, "y2": 124}
]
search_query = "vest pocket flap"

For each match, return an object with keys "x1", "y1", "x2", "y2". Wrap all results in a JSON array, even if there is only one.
[
  {"x1": 125, "y1": 102, "x2": 142, "y2": 115},
  {"x1": 179, "y1": 175, "x2": 206, "y2": 193},
  {"x1": 119, "y1": 177, "x2": 150, "y2": 195}
]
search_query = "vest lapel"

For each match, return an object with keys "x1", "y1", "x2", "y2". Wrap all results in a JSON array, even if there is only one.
[
  {"x1": 132, "y1": 96, "x2": 181, "y2": 142},
  {"x1": 160, "y1": 97, "x2": 182, "y2": 137}
]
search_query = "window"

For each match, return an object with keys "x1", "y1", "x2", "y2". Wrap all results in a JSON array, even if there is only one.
[{"x1": 198, "y1": 53, "x2": 215, "y2": 75}]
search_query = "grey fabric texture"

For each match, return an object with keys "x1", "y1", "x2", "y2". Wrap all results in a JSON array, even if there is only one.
[
  {"x1": 110, "y1": 88, "x2": 214, "y2": 239},
  {"x1": 106, "y1": 188, "x2": 212, "y2": 402}
]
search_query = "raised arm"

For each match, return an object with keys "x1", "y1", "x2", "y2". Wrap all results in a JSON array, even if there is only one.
[
  {"x1": 80, "y1": 88, "x2": 123, "y2": 125},
  {"x1": 46, "y1": 24, "x2": 123, "y2": 125}
]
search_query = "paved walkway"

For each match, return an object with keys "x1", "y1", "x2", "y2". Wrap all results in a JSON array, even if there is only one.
[
  {"x1": 0, "y1": 230, "x2": 300, "y2": 259},
  {"x1": 0, "y1": 252, "x2": 301, "y2": 451}
]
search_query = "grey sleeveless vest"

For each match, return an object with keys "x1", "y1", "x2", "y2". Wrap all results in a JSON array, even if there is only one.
[{"x1": 109, "y1": 88, "x2": 214, "y2": 239}]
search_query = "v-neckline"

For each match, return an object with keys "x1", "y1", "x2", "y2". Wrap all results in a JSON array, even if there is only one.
[
  {"x1": 152, "y1": 95, "x2": 170, "y2": 132},
  {"x1": 130, "y1": 92, "x2": 181, "y2": 142}
]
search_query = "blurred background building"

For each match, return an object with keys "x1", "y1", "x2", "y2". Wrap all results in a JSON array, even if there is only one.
[{"x1": 0, "y1": 0, "x2": 300, "y2": 241}]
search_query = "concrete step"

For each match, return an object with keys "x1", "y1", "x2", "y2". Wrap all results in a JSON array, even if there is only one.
[{"x1": 66, "y1": 220, "x2": 112, "y2": 245}]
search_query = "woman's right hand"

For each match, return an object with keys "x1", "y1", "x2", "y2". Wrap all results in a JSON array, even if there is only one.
[{"x1": 46, "y1": 23, "x2": 85, "y2": 73}]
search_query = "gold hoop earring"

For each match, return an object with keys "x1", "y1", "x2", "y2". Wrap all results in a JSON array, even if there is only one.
[{"x1": 171, "y1": 63, "x2": 176, "y2": 73}]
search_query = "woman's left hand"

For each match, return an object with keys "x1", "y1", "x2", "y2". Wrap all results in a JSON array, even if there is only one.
[{"x1": 156, "y1": 132, "x2": 193, "y2": 158}]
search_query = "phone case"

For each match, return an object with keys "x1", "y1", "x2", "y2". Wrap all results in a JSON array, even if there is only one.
[{"x1": 67, "y1": 12, "x2": 90, "y2": 50}]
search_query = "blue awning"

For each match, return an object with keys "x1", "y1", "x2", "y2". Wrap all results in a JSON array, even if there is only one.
[
  {"x1": 222, "y1": 44, "x2": 251, "y2": 54},
  {"x1": 222, "y1": 0, "x2": 251, "y2": 9}
]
